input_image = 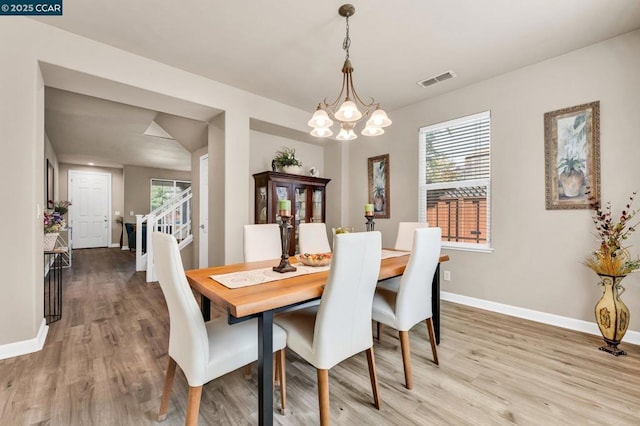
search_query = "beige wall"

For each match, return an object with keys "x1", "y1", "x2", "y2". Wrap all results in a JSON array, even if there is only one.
[
  {"x1": 348, "y1": 29, "x2": 640, "y2": 333},
  {"x1": 58, "y1": 164, "x2": 125, "y2": 247}
]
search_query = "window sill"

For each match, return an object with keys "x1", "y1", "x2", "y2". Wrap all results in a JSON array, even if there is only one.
[{"x1": 442, "y1": 244, "x2": 493, "y2": 254}]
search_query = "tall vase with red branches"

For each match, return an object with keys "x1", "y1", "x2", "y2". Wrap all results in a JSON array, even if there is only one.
[{"x1": 585, "y1": 190, "x2": 640, "y2": 356}]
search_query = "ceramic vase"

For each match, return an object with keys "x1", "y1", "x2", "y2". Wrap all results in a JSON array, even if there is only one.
[
  {"x1": 281, "y1": 165, "x2": 302, "y2": 175},
  {"x1": 594, "y1": 274, "x2": 630, "y2": 356}
]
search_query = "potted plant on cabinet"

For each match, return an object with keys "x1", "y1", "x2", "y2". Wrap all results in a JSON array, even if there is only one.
[
  {"x1": 273, "y1": 147, "x2": 302, "y2": 175},
  {"x1": 585, "y1": 191, "x2": 640, "y2": 356}
]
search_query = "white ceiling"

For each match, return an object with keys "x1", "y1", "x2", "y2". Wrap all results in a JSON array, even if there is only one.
[{"x1": 37, "y1": 0, "x2": 640, "y2": 169}]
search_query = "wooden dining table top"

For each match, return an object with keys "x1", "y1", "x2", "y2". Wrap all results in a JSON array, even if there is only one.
[{"x1": 185, "y1": 253, "x2": 449, "y2": 319}]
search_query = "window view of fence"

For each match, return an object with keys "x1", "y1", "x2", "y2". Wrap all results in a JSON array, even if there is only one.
[{"x1": 419, "y1": 111, "x2": 491, "y2": 250}]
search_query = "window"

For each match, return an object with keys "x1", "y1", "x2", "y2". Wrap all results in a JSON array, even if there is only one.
[
  {"x1": 418, "y1": 111, "x2": 491, "y2": 251},
  {"x1": 150, "y1": 179, "x2": 191, "y2": 223}
]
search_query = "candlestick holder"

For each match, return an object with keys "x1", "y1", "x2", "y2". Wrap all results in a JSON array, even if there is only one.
[
  {"x1": 273, "y1": 215, "x2": 297, "y2": 273},
  {"x1": 365, "y1": 215, "x2": 375, "y2": 232}
]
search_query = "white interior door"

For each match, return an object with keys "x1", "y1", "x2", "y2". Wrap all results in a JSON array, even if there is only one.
[
  {"x1": 69, "y1": 170, "x2": 111, "y2": 249},
  {"x1": 199, "y1": 154, "x2": 209, "y2": 267}
]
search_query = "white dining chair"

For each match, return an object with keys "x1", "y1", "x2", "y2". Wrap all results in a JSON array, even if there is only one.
[
  {"x1": 298, "y1": 223, "x2": 331, "y2": 254},
  {"x1": 377, "y1": 221, "x2": 431, "y2": 294},
  {"x1": 152, "y1": 232, "x2": 287, "y2": 425},
  {"x1": 394, "y1": 221, "x2": 429, "y2": 251},
  {"x1": 275, "y1": 231, "x2": 382, "y2": 426},
  {"x1": 372, "y1": 227, "x2": 441, "y2": 390},
  {"x1": 243, "y1": 224, "x2": 282, "y2": 262}
]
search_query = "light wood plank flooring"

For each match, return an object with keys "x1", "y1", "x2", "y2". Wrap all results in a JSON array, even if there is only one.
[{"x1": 1, "y1": 247, "x2": 639, "y2": 425}]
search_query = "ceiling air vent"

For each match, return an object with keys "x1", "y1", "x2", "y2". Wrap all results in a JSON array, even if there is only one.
[{"x1": 417, "y1": 70, "x2": 456, "y2": 88}]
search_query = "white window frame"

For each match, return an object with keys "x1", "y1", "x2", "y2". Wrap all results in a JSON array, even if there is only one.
[
  {"x1": 150, "y1": 178, "x2": 191, "y2": 211},
  {"x1": 418, "y1": 111, "x2": 492, "y2": 252}
]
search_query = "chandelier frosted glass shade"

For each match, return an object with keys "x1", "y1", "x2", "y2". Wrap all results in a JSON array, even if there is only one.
[
  {"x1": 311, "y1": 127, "x2": 334, "y2": 137},
  {"x1": 336, "y1": 127, "x2": 357, "y2": 141},
  {"x1": 367, "y1": 109, "x2": 392, "y2": 128},
  {"x1": 308, "y1": 4, "x2": 390, "y2": 140},
  {"x1": 361, "y1": 126, "x2": 384, "y2": 137},
  {"x1": 308, "y1": 109, "x2": 334, "y2": 128},
  {"x1": 334, "y1": 100, "x2": 363, "y2": 122}
]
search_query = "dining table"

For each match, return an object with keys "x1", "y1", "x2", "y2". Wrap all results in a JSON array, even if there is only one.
[{"x1": 185, "y1": 251, "x2": 449, "y2": 426}]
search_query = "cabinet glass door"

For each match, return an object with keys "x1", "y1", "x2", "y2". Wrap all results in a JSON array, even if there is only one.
[
  {"x1": 275, "y1": 185, "x2": 290, "y2": 221},
  {"x1": 257, "y1": 186, "x2": 267, "y2": 224},
  {"x1": 312, "y1": 189, "x2": 323, "y2": 222},
  {"x1": 294, "y1": 187, "x2": 307, "y2": 253}
]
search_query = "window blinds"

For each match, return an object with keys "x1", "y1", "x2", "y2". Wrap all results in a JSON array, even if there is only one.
[{"x1": 419, "y1": 111, "x2": 491, "y2": 250}]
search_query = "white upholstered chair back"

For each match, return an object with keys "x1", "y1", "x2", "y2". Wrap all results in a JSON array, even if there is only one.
[
  {"x1": 312, "y1": 231, "x2": 381, "y2": 369},
  {"x1": 243, "y1": 224, "x2": 282, "y2": 262},
  {"x1": 298, "y1": 223, "x2": 331, "y2": 254},
  {"x1": 152, "y1": 232, "x2": 209, "y2": 386},
  {"x1": 394, "y1": 222, "x2": 430, "y2": 251},
  {"x1": 395, "y1": 227, "x2": 441, "y2": 330}
]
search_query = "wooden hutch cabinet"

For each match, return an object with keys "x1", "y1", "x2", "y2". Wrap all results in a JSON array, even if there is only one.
[{"x1": 253, "y1": 171, "x2": 331, "y2": 255}]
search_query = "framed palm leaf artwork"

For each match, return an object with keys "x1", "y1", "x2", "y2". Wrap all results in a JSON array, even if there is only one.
[
  {"x1": 368, "y1": 154, "x2": 390, "y2": 218},
  {"x1": 544, "y1": 101, "x2": 600, "y2": 210}
]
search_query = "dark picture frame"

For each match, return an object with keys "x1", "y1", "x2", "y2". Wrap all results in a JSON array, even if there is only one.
[
  {"x1": 367, "y1": 154, "x2": 390, "y2": 218},
  {"x1": 544, "y1": 101, "x2": 600, "y2": 210},
  {"x1": 46, "y1": 159, "x2": 55, "y2": 209}
]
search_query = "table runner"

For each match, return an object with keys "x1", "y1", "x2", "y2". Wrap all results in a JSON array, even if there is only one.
[
  {"x1": 211, "y1": 249, "x2": 410, "y2": 289},
  {"x1": 381, "y1": 249, "x2": 410, "y2": 259}
]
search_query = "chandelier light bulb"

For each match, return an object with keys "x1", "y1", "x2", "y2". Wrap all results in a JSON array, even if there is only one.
[
  {"x1": 311, "y1": 127, "x2": 334, "y2": 138},
  {"x1": 334, "y1": 100, "x2": 362, "y2": 122},
  {"x1": 361, "y1": 126, "x2": 384, "y2": 137},
  {"x1": 336, "y1": 127, "x2": 357, "y2": 141},
  {"x1": 369, "y1": 108, "x2": 392, "y2": 128},
  {"x1": 308, "y1": 108, "x2": 334, "y2": 128}
]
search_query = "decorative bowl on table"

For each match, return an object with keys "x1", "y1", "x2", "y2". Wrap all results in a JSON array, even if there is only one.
[{"x1": 297, "y1": 252, "x2": 332, "y2": 267}]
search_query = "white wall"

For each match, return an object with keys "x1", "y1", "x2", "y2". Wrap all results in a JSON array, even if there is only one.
[
  {"x1": 348, "y1": 29, "x2": 640, "y2": 332},
  {"x1": 0, "y1": 18, "x2": 314, "y2": 351}
]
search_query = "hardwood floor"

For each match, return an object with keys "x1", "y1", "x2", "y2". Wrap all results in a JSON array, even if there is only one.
[{"x1": 2, "y1": 247, "x2": 639, "y2": 425}]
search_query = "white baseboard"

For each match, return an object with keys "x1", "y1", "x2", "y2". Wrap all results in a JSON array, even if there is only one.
[
  {"x1": 441, "y1": 291, "x2": 640, "y2": 346},
  {"x1": 109, "y1": 243, "x2": 120, "y2": 248},
  {"x1": 0, "y1": 319, "x2": 48, "y2": 360},
  {"x1": 122, "y1": 246, "x2": 129, "y2": 250}
]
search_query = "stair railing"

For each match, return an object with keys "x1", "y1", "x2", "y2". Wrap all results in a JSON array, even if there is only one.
[{"x1": 136, "y1": 187, "x2": 193, "y2": 281}]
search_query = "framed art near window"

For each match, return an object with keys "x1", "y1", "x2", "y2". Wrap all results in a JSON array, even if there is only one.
[
  {"x1": 544, "y1": 101, "x2": 600, "y2": 210},
  {"x1": 368, "y1": 154, "x2": 390, "y2": 218}
]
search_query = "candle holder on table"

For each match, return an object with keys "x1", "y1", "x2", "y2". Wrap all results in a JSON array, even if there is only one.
[
  {"x1": 365, "y1": 214, "x2": 375, "y2": 232},
  {"x1": 273, "y1": 211, "x2": 297, "y2": 273}
]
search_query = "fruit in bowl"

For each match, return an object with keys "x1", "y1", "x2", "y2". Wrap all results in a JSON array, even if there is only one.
[{"x1": 297, "y1": 252, "x2": 333, "y2": 267}]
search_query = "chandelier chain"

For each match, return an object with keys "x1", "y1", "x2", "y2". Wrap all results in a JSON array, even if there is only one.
[{"x1": 342, "y1": 15, "x2": 351, "y2": 60}]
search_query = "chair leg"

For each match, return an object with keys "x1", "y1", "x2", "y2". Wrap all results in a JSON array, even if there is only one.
[
  {"x1": 317, "y1": 369, "x2": 330, "y2": 426},
  {"x1": 244, "y1": 363, "x2": 253, "y2": 379},
  {"x1": 399, "y1": 330, "x2": 413, "y2": 389},
  {"x1": 365, "y1": 347, "x2": 381, "y2": 409},
  {"x1": 426, "y1": 317, "x2": 439, "y2": 365},
  {"x1": 376, "y1": 321, "x2": 383, "y2": 341},
  {"x1": 277, "y1": 349, "x2": 286, "y2": 413},
  {"x1": 158, "y1": 357, "x2": 177, "y2": 421},
  {"x1": 185, "y1": 386, "x2": 203, "y2": 426}
]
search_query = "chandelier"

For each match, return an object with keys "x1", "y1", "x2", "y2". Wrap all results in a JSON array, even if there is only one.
[{"x1": 308, "y1": 4, "x2": 391, "y2": 141}]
